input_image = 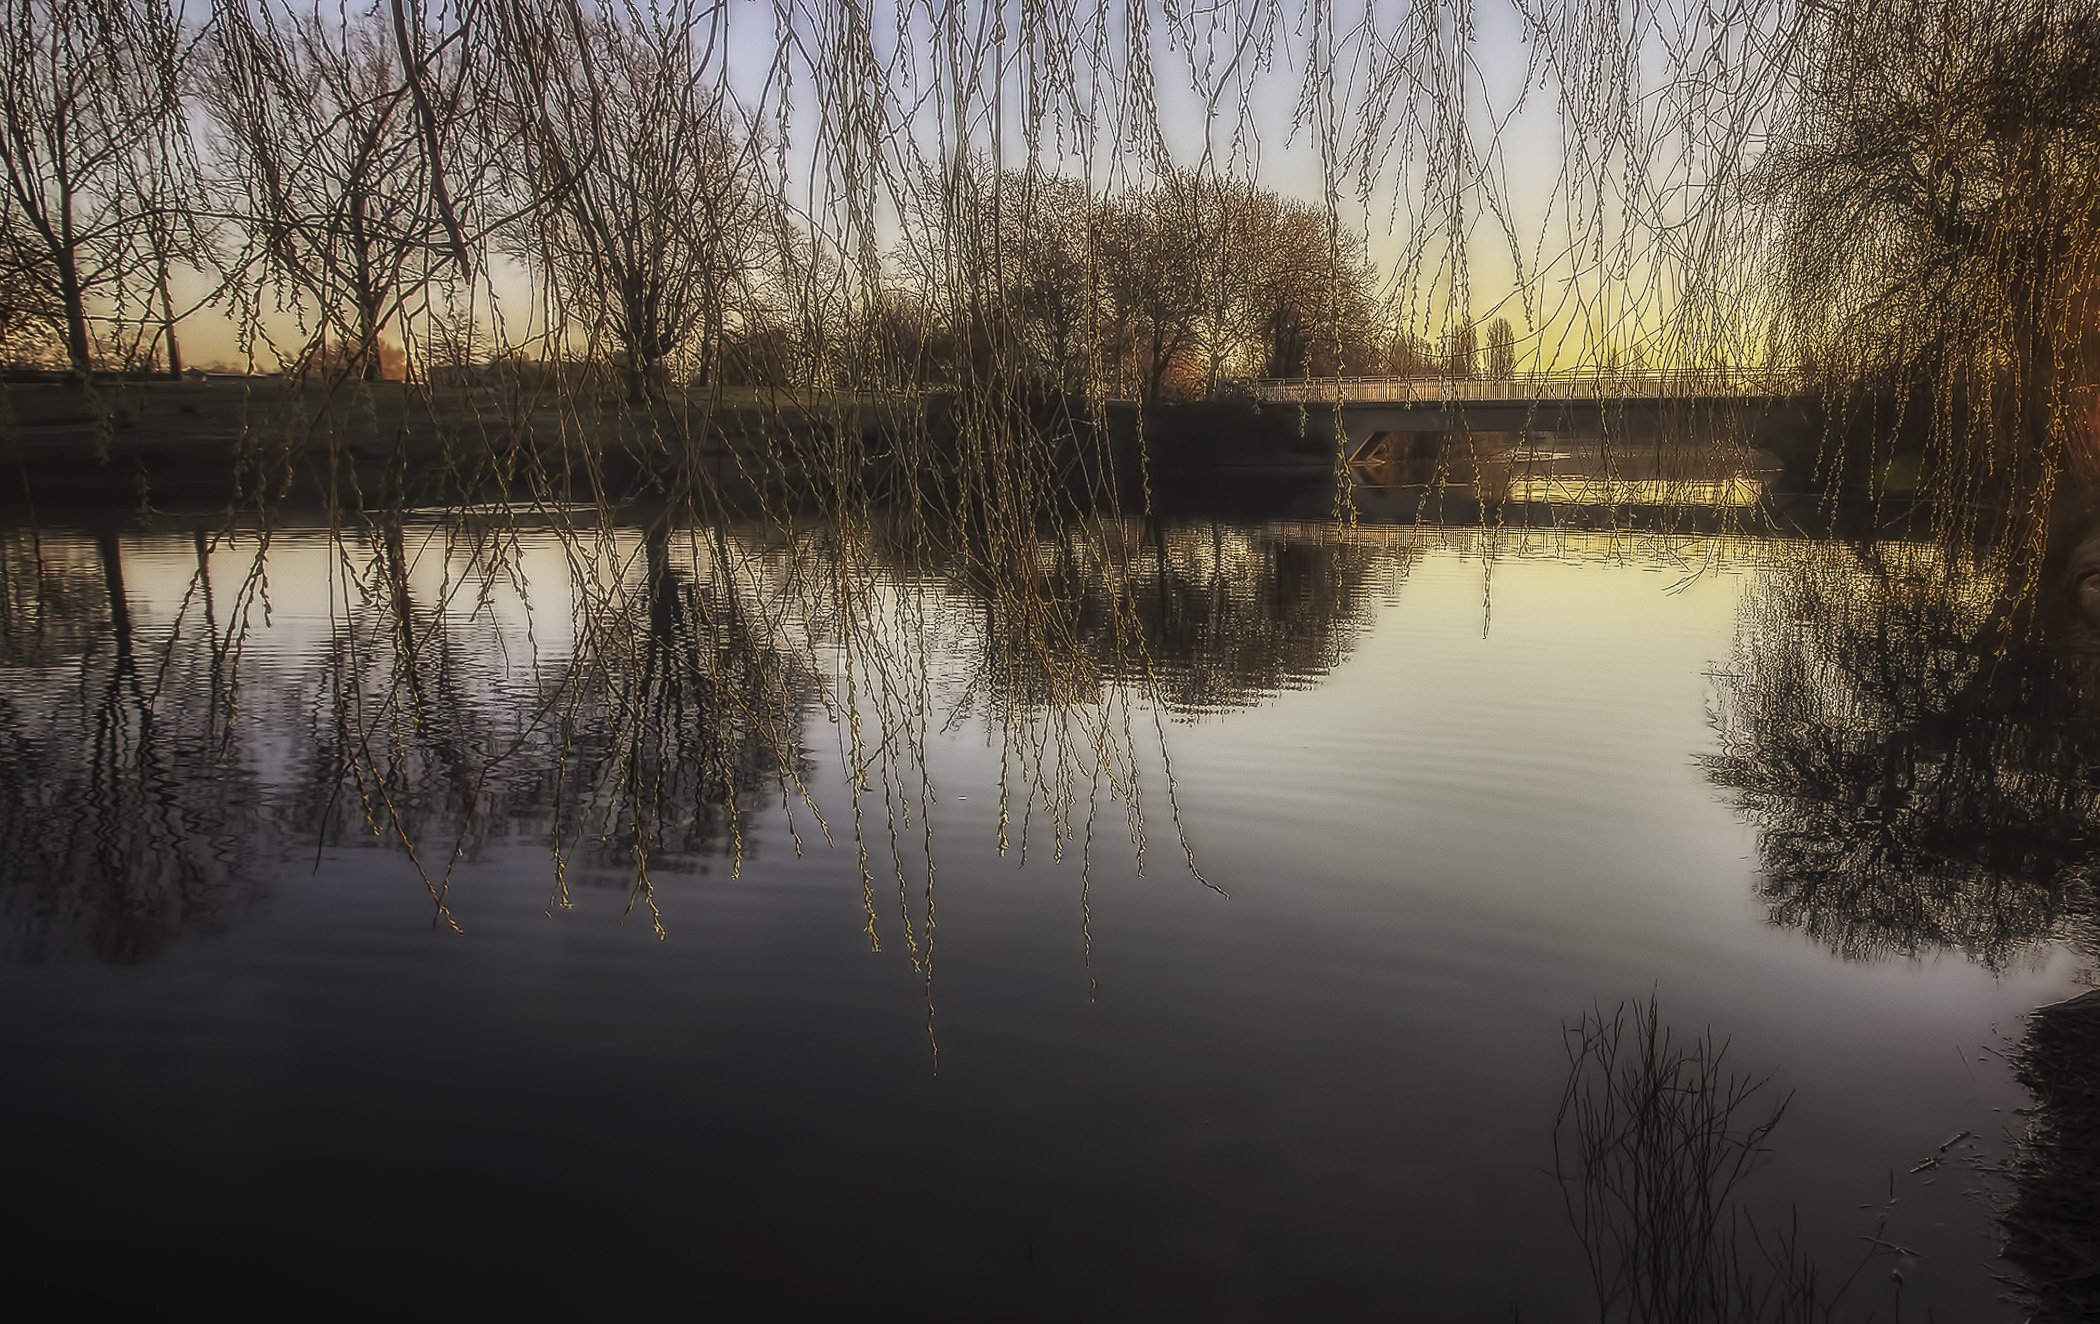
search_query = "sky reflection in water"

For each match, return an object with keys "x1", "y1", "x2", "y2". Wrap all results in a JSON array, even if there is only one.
[{"x1": 0, "y1": 509, "x2": 2091, "y2": 1319}]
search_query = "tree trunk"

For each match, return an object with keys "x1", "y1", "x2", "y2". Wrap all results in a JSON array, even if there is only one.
[
  {"x1": 159, "y1": 257, "x2": 183, "y2": 380},
  {"x1": 56, "y1": 247, "x2": 92, "y2": 380},
  {"x1": 622, "y1": 285, "x2": 656, "y2": 404},
  {"x1": 97, "y1": 530, "x2": 132, "y2": 664},
  {"x1": 360, "y1": 292, "x2": 386, "y2": 382}
]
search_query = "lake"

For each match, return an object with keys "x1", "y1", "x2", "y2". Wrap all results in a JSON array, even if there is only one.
[{"x1": 1, "y1": 481, "x2": 2092, "y2": 1318}]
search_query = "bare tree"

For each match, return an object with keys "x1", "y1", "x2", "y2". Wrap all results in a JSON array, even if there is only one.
[
  {"x1": 0, "y1": 203, "x2": 62, "y2": 364},
  {"x1": 488, "y1": 0, "x2": 770, "y2": 403},
  {"x1": 205, "y1": 2, "x2": 469, "y2": 381},
  {"x1": 1002, "y1": 172, "x2": 1102, "y2": 397},
  {"x1": 1182, "y1": 176, "x2": 1259, "y2": 394},
  {"x1": 1147, "y1": 175, "x2": 1384, "y2": 386},
  {"x1": 896, "y1": 165, "x2": 1383, "y2": 398},
  {"x1": 119, "y1": 61, "x2": 212, "y2": 379},
  {"x1": 0, "y1": 0, "x2": 185, "y2": 378},
  {"x1": 1099, "y1": 174, "x2": 1207, "y2": 403},
  {"x1": 887, "y1": 156, "x2": 1029, "y2": 394}
]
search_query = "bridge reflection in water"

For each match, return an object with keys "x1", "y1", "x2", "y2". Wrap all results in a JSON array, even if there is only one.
[
  {"x1": 1345, "y1": 430, "x2": 1778, "y2": 511},
  {"x1": 1254, "y1": 371, "x2": 1818, "y2": 478}
]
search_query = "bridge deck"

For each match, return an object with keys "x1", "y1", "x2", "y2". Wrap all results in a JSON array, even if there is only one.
[{"x1": 1252, "y1": 371, "x2": 1808, "y2": 406}]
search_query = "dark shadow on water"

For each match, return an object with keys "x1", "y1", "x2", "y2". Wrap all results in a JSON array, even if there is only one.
[{"x1": 2001, "y1": 988, "x2": 2100, "y2": 1322}]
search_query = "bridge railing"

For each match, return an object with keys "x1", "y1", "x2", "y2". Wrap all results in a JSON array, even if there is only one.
[{"x1": 1248, "y1": 368, "x2": 1807, "y2": 405}]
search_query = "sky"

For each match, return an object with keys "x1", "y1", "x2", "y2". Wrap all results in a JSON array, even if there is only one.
[{"x1": 166, "y1": 0, "x2": 1752, "y2": 373}]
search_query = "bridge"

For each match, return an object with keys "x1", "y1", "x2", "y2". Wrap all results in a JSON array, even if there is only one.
[{"x1": 1250, "y1": 369, "x2": 1818, "y2": 466}]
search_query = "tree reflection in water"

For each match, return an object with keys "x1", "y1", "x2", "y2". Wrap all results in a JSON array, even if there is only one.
[
  {"x1": 842, "y1": 511, "x2": 1405, "y2": 702},
  {"x1": 1705, "y1": 539, "x2": 2100, "y2": 969},
  {"x1": 1705, "y1": 521, "x2": 2100, "y2": 1317},
  {"x1": 280, "y1": 515, "x2": 829, "y2": 933},
  {"x1": 0, "y1": 530, "x2": 266, "y2": 962},
  {"x1": 0, "y1": 513, "x2": 1400, "y2": 966},
  {"x1": 919, "y1": 518, "x2": 1409, "y2": 718},
  {"x1": 1556, "y1": 997, "x2": 1850, "y2": 1324}
]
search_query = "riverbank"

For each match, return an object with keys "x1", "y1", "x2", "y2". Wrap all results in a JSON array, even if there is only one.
[
  {"x1": 1, "y1": 377, "x2": 1838, "y2": 529},
  {"x1": 0, "y1": 378, "x2": 886, "y2": 515},
  {"x1": 0, "y1": 378, "x2": 1352, "y2": 517}
]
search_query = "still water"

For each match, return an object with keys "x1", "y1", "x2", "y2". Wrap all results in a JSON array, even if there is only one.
[{"x1": 1, "y1": 503, "x2": 2092, "y2": 1318}]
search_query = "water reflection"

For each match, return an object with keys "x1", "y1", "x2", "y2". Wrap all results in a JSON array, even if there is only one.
[
  {"x1": 0, "y1": 519, "x2": 830, "y2": 956},
  {"x1": 0, "y1": 530, "x2": 267, "y2": 962},
  {"x1": 14, "y1": 512, "x2": 2094, "y2": 981},
  {"x1": 1556, "y1": 997, "x2": 1845, "y2": 1323},
  {"x1": 307, "y1": 518, "x2": 825, "y2": 929},
  {"x1": 1353, "y1": 429, "x2": 1778, "y2": 509},
  {"x1": 0, "y1": 510, "x2": 2082, "y2": 1318},
  {"x1": 1680, "y1": 518, "x2": 2100, "y2": 1316},
  {"x1": 1705, "y1": 539, "x2": 2100, "y2": 968},
  {"x1": 2004, "y1": 988, "x2": 2100, "y2": 1323},
  {"x1": 910, "y1": 519, "x2": 1413, "y2": 717},
  {"x1": 0, "y1": 516, "x2": 1414, "y2": 961}
]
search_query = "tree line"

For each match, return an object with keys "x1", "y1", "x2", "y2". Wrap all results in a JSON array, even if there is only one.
[
  {"x1": 0, "y1": 0, "x2": 1523, "y2": 404},
  {"x1": 4, "y1": 0, "x2": 2086, "y2": 430}
]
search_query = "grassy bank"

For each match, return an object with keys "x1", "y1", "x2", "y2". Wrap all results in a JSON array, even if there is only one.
[{"x1": 0, "y1": 378, "x2": 899, "y2": 516}]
